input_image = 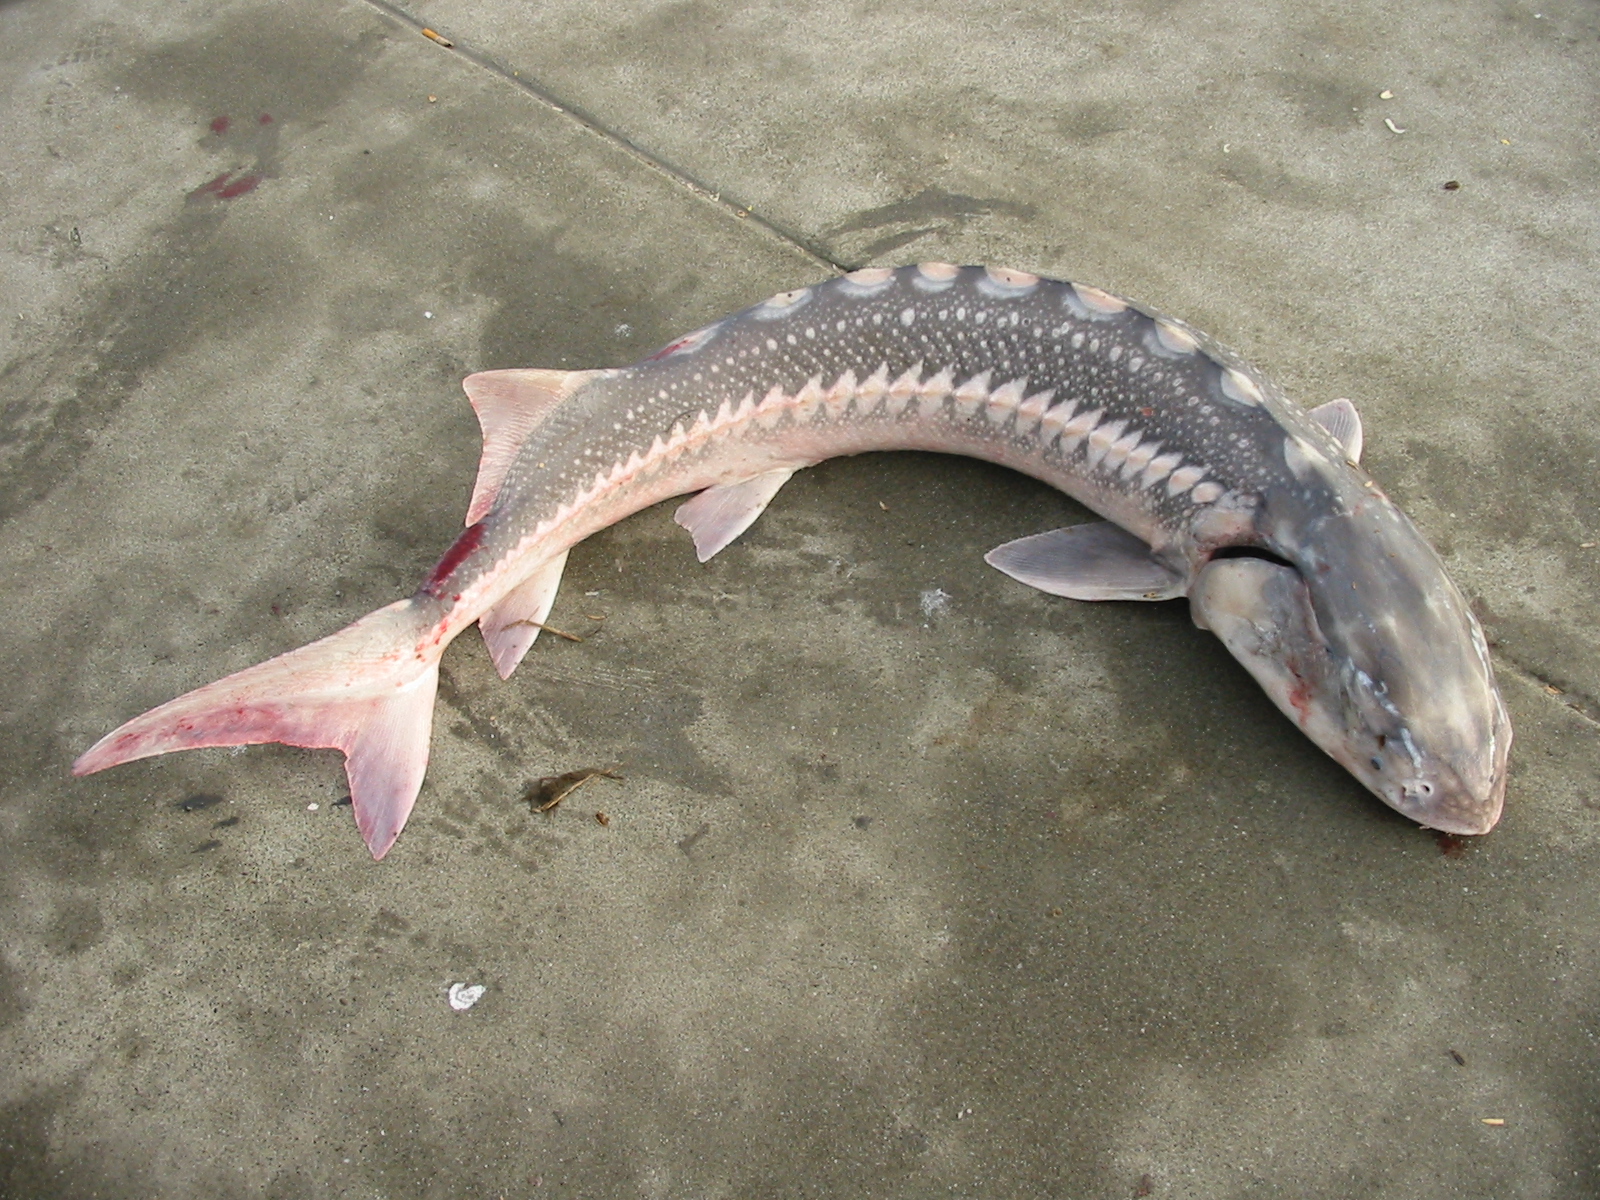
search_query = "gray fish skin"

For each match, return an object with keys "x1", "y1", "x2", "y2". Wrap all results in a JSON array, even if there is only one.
[{"x1": 74, "y1": 264, "x2": 1510, "y2": 857}]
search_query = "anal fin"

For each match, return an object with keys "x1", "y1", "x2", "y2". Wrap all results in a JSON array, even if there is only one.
[
  {"x1": 674, "y1": 468, "x2": 796, "y2": 563},
  {"x1": 984, "y1": 521, "x2": 1185, "y2": 601},
  {"x1": 479, "y1": 550, "x2": 570, "y2": 679}
]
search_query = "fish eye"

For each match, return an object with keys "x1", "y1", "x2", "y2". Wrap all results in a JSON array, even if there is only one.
[{"x1": 1370, "y1": 756, "x2": 1383, "y2": 771}]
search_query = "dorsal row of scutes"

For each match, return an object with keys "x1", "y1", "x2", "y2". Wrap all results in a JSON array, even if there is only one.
[{"x1": 456, "y1": 270, "x2": 1364, "y2": 682}]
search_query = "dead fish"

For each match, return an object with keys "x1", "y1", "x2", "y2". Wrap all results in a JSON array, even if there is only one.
[{"x1": 74, "y1": 265, "x2": 1510, "y2": 857}]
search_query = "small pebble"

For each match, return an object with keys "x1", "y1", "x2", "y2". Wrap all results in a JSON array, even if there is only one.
[{"x1": 448, "y1": 983, "x2": 486, "y2": 1011}]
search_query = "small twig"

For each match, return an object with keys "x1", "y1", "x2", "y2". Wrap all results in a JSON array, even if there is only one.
[
  {"x1": 507, "y1": 618, "x2": 584, "y2": 642},
  {"x1": 525, "y1": 768, "x2": 623, "y2": 813}
]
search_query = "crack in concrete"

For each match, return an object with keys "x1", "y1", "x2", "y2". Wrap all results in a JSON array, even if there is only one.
[
  {"x1": 359, "y1": 0, "x2": 848, "y2": 273},
  {"x1": 1495, "y1": 651, "x2": 1600, "y2": 728}
]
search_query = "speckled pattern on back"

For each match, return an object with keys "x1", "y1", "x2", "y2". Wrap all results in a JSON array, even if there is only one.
[{"x1": 465, "y1": 263, "x2": 1353, "y2": 596}]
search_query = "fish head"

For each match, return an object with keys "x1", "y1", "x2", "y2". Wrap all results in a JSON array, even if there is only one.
[{"x1": 1191, "y1": 508, "x2": 1511, "y2": 834}]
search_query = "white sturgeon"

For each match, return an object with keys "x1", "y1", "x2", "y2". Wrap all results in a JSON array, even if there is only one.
[{"x1": 75, "y1": 265, "x2": 1511, "y2": 857}]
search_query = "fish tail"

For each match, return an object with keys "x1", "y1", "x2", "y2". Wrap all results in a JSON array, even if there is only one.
[{"x1": 72, "y1": 599, "x2": 442, "y2": 860}]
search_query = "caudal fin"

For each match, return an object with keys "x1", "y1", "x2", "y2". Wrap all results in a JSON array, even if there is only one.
[{"x1": 73, "y1": 599, "x2": 441, "y2": 860}]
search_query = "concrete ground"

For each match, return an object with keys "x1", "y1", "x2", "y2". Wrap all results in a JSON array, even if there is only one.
[{"x1": 2, "y1": 0, "x2": 1598, "y2": 1195}]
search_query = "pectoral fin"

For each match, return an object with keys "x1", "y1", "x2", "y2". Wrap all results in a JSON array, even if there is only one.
[
  {"x1": 674, "y1": 468, "x2": 796, "y2": 562},
  {"x1": 984, "y1": 521, "x2": 1185, "y2": 601}
]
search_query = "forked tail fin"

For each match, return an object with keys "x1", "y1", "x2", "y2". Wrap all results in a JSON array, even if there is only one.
[{"x1": 73, "y1": 599, "x2": 441, "y2": 859}]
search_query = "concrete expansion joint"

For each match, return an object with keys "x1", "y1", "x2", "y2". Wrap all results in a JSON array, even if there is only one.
[
  {"x1": 356, "y1": 0, "x2": 846, "y2": 272},
  {"x1": 1494, "y1": 652, "x2": 1600, "y2": 728}
]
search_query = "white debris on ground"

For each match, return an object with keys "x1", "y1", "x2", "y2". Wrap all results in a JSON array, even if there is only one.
[
  {"x1": 919, "y1": 588, "x2": 953, "y2": 621},
  {"x1": 446, "y1": 983, "x2": 486, "y2": 1011}
]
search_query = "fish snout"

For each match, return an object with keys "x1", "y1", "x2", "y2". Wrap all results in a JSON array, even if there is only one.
[{"x1": 1382, "y1": 758, "x2": 1506, "y2": 836}]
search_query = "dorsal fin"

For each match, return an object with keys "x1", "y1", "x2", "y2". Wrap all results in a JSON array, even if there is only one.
[
  {"x1": 460, "y1": 369, "x2": 610, "y2": 525},
  {"x1": 1308, "y1": 397, "x2": 1364, "y2": 463}
]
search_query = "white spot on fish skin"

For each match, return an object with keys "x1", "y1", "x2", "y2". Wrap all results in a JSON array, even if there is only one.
[
  {"x1": 978, "y1": 266, "x2": 1040, "y2": 297},
  {"x1": 1190, "y1": 481, "x2": 1225, "y2": 505},
  {"x1": 1108, "y1": 345, "x2": 1123, "y2": 363},
  {"x1": 766, "y1": 338, "x2": 778, "y2": 351},
  {"x1": 1220, "y1": 368, "x2": 1264, "y2": 407},
  {"x1": 1067, "y1": 282, "x2": 1129, "y2": 317},
  {"x1": 1085, "y1": 418, "x2": 1131, "y2": 470},
  {"x1": 887, "y1": 362, "x2": 924, "y2": 415},
  {"x1": 1166, "y1": 464, "x2": 1208, "y2": 496},
  {"x1": 900, "y1": 307, "x2": 917, "y2": 326},
  {"x1": 1071, "y1": 331, "x2": 1086, "y2": 349},
  {"x1": 983, "y1": 377, "x2": 1029, "y2": 422},
  {"x1": 1152, "y1": 319, "x2": 1199, "y2": 356},
  {"x1": 758, "y1": 286, "x2": 813, "y2": 316},
  {"x1": 953, "y1": 370, "x2": 993, "y2": 417},
  {"x1": 1013, "y1": 388, "x2": 1058, "y2": 434},
  {"x1": 840, "y1": 266, "x2": 895, "y2": 296}
]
